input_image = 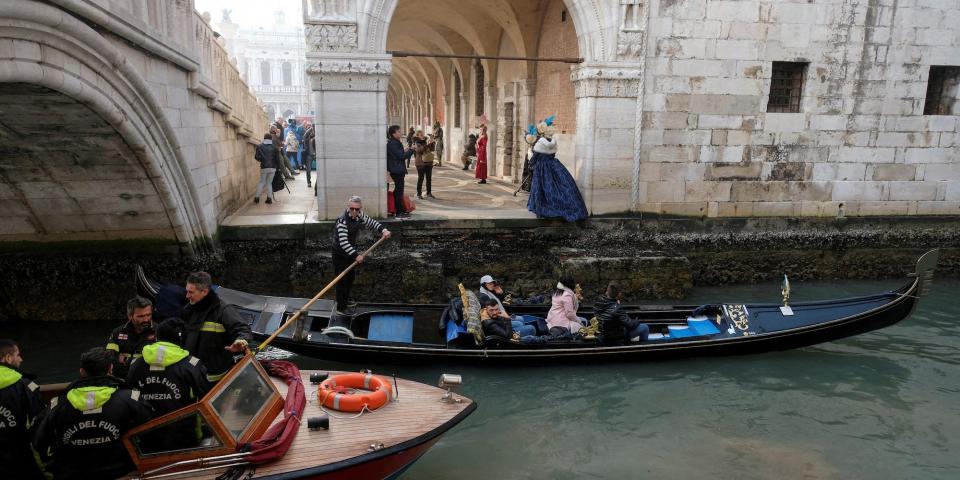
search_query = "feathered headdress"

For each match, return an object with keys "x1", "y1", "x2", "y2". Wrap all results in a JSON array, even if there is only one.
[{"x1": 524, "y1": 115, "x2": 557, "y2": 145}]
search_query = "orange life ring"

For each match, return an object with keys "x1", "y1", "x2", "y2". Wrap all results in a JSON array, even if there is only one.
[{"x1": 318, "y1": 373, "x2": 393, "y2": 412}]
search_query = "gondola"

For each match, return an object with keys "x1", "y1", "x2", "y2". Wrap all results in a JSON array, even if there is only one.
[{"x1": 136, "y1": 249, "x2": 938, "y2": 364}]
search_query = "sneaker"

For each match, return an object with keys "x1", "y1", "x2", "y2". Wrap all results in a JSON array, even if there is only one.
[
  {"x1": 307, "y1": 183, "x2": 312, "y2": 188},
  {"x1": 416, "y1": 194, "x2": 423, "y2": 199},
  {"x1": 345, "y1": 300, "x2": 358, "y2": 308},
  {"x1": 477, "y1": 180, "x2": 487, "y2": 184},
  {"x1": 254, "y1": 197, "x2": 260, "y2": 204},
  {"x1": 265, "y1": 198, "x2": 273, "y2": 204},
  {"x1": 427, "y1": 193, "x2": 436, "y2": 199}
]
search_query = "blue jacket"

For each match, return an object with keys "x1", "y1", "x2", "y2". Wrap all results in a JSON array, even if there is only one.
[{"x1": 387, "y1": 138, "x2": 413, "y2": 175}]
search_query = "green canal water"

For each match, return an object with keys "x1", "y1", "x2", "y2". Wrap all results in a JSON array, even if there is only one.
[{"x1": 5, "y1": 278, "x2": 959, "y2": 479}]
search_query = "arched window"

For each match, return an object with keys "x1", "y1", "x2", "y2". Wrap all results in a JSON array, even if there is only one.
[
  {"x1": 260, "y1": 61, "x2": 271, "y2": 86},
  {"x1": 282, "y1": 62, "x2": 292, "y2": 86},
  {"x1": 474, "y1": 60, "x2": 484, "y2": 117},
  {"x1": 453, "y1": 70, "x2": 462, "y2": 128}
]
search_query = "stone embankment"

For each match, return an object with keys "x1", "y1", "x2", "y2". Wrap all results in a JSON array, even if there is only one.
[{"x1": 1, "y1": 216, "x2": 957, "y2": 322}]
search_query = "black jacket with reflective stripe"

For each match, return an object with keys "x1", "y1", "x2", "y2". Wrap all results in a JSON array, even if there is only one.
[
  {"x1": 32, "y1": 375, "x2": 154, "y2": 480},
  {"x1": 105, "y1": 322, "x2": 156, "y2": 380},
  {"x1": 126, "y1": 352, "x2": 210, "y2": 416},
  {"x1": 0, "y1": 364, "x2": 46, "y2": 479},
  {"x1": 181, "y1": 289, "x2": 252, "y2": 380}
]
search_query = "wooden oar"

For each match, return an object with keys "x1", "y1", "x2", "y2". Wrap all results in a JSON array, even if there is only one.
[{"x1": 257, "y1": 235, "x2": 390, "y2": 351}]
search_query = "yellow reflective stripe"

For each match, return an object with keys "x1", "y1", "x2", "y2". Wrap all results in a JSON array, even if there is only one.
[
  {"x1": 200, "y1": 322, "x2": 226, "y2": 333},
  {"x1": 207, "y1": 371, "x2": 226, "y2": 382},
  {"x1": 105, "y1": 343, "x2": 120, "y2": 352}
]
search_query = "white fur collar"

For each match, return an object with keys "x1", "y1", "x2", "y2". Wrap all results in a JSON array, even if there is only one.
[{"x1": 533, "y1": 136, "x2": 558, "y2": 155}]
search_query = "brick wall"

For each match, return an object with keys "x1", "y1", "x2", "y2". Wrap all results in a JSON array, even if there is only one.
[{"x1": 534, "y1": 0, "x2": 577, "y2": 134}]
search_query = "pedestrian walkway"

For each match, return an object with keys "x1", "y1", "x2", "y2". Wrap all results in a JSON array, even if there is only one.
[{"x1": 222, "y1": 163, "x2": 536, "y2": 229}]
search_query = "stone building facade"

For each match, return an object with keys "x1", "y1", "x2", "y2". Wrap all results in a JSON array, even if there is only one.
[
  {"x1": 216, "y1": 11, "x2": 312, "y2": 121},
  {"x1": 306, "y1": 0, "x2": 959, "y2": 220}
]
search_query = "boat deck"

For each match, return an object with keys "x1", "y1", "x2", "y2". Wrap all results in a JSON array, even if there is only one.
[{"x1": 135, "y1": 370, "x2": 473, "y2": 479}]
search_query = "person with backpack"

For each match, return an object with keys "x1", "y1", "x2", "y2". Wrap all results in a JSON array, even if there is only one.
[{"x1": 254, "y1": 133, "x2": 280, "y2": 204}]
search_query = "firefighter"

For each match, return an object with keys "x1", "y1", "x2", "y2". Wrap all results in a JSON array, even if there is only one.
[
  {"x1": 105, "y1": 296, "x2": 156, "y2": 379},
  {"x1": 181, "y1": 271, "x2": 251, "y2": 383},
  {"x1": 127, "y1": 318, "x2": 210, "y2": 415},
  {"x1": 0, "y1": 339, "x2": 46, "y2": 479},
  {"x1": 32, "y1": 347, "x2": 153, "y2": 480}
]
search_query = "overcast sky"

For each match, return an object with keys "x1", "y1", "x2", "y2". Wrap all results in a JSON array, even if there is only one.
[{"x1": 194, "y1": 0, "x2": 302, "y2": 28}]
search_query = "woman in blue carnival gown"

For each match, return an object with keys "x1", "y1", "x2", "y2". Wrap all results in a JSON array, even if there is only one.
[{"x1": 525, "y1": 117, "x2": 588, "y2": 222}]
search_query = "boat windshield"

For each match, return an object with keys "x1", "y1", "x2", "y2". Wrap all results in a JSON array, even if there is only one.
[{"x1": 122, "y1": 355, "x2": 284, "y2": 473}]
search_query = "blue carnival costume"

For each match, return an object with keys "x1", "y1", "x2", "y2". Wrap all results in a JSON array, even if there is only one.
[{"x1": 525, "y1": 117, "x2": 588, "y2": 222}]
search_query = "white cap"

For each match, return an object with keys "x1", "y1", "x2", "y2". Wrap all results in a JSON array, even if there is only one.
[{"x1": 480, "y1": 275, "x2": 496, "y2": 285}]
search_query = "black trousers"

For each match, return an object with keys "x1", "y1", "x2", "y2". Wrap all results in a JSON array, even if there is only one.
[
  {"x1": 416, "y1": 165, "x2": 432, "y2": 196},
  {"x1": 390, "y1": 173, "x2": 406, "y2": 214},
  {"x1": 332, "y1": 251, "x2": 355, "y2": 308},
  {"x1": 305, "y1": 154, "x2": 314, "y2": 185}
]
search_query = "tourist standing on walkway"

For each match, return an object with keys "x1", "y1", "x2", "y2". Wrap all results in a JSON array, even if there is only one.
[
  {"x1": 271, "y1": 126, "x2": 295, "y2": 180},
  {"x1": 0, "y1": 339, "x2": 46, "y2": 480},
  {"x1": 414, "y1": 132, "x2": 436, "y2": 199},
  {"x1": 462, "y1": 133, "x2": 477, "y2": 170},
  {"x1": 387, "y1": 125, "x2": 415, "y2": 218},
  {"x1": 433, "y1": 121, "x2": 444, "y2": 166},
  {"x1": 254, "y1": 133, "x2": 279, "y2": 204},
  {"x1": 285, "y1": 129, "x2": 300, "y2": 174},
  {"x1": 302, "y1": 121, "x2": 316, "y2": 188},
  {"x1": 294, "y1": 119, "x2": 306, "y2": 173},
  {"x1": 475, "y1": 125, "x2": 489, "y2": 184},
  {"x1": 330, "y1": 196, "x2": 391, "y2": 314}
]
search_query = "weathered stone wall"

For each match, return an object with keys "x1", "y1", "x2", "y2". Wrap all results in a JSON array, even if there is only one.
[
  {"x1": 2, "y1": 217, "x2": 956, "y2": 322},
  {"x1": 0, "y1": 1, "x2": 267, "y2": 250},
  {"x1": 641, "y1": 0, "x2": 960, "y2": 218}
]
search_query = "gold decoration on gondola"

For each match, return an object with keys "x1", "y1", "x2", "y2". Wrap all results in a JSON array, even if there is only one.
[
  {"x1": 781, "y1": 275, "x2": 791, "y2": 307},
  {"x1": 724, "y1": 304, "x2": 750, "y2": 331},
  {"x1": 578, "y1": 317, "x2": 600, "y2": 340}
]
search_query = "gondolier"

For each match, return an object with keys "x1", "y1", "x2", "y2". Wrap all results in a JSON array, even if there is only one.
[{"x1": 330, "y1": 196, "x2": 391, "y2": 314}]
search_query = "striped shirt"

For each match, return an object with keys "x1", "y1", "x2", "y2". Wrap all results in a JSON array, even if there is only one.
[{"x1": 333, "y1": 210, "x2": 384, "y2": 258}]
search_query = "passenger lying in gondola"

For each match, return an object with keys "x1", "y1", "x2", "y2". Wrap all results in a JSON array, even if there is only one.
[
  {"x1": 480, "y1": 297, "x2": 537, "y2": 339},
  {"x1": 594, "y1": 283, "x2": 649, "y2": 343},
  {"x1": 479, "y1": 275, "x2": 544, "y2": 334}
]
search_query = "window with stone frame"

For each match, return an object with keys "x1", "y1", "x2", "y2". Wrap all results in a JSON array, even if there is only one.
[
  {"x1": 474, "y1": 59, "x2": 485, "y2": 117},
  {"x1": 260, "y1": 61, "x2": 271, "y2": 86},
  {"x1": 923, "y1": 66, "x2": 960, "y2": 115},
  {"x1": 282, "y1": 62, "x2": 292, "y2": 86},
  {"x1": 767, "y1": 62, "x2": 807, "y2": 113},
  {"x1": 454, "y1": 70, "x2": 462, "y2": 128}
]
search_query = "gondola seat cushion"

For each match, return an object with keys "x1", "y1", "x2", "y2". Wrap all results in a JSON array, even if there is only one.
[
  {"x1": 687, "y1": 317, "x2": 720, "y2": 336},
  {"x1": 368, "y1": 314, "x2": 414, "y2": 343},
  {"x1": 668, "y1": 325, "x2": 696, "y2": 338}
]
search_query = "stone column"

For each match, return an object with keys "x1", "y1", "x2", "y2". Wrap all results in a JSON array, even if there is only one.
[
  {"x1": 442, "y1": 92, "x2": 452, "y2": 165},
  {"x1": 483, "y1": 83, "x2": 498, "y2": 176},
  {"x1": 518, "y1": 78, "x2": 537, "y2": 179},
  {"x1": 571, "y1": 65, "x2": 644, "y2": 214}
]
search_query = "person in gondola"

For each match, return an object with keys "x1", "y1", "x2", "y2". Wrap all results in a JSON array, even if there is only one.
[
  {"x1": 475, "y1": 125, "x2": 489, "y2": 184},
  {"x1": 545, "y1": 274, "x2": 586, "y2": 336},
  {"x1": 479, "y1": 297, "x2": 539, "y2": 342},
  {"x1": 105, "y1": 296, "x2": 156, "y2": 380},
  {"x1": 330, "y1": 196, "x2": 392, "y2": 314},
  {"x1": 525, "y1": 116, "x2": 589, "y2": 222},
  {"x1": 594, "y1": 283, "x2": 649, "y2": 343},
  {"x1": 0, "y1": 339, "x2": 47, "y2": 479},
  {"x1": 478, "y1": 275, "x2": 538, "y2": 336}
]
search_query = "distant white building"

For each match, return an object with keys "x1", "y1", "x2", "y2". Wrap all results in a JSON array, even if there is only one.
[{"x1": 216, "y1": 10, "x2": 310, "y2": 121}]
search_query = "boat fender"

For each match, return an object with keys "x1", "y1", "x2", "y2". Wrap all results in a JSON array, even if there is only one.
[
  {"x1": 308, "y1": 414, "x2": 330, "y2": 430},
  {"x1": 310, "y1": 372, "x2": 329, "y2": 384}
]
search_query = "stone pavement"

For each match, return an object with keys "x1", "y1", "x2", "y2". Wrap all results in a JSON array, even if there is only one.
[{"x1": 221, "y1": 163, "x2": 536, "y2": 229}]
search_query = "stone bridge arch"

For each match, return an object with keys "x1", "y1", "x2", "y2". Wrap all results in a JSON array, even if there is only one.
[{"x1": 0, "y1": 1, "x2": 210, "y2": 251}]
